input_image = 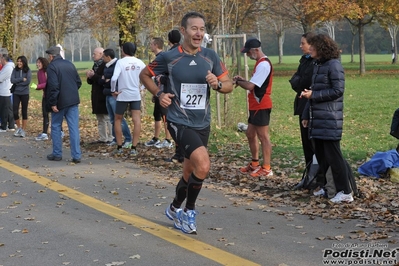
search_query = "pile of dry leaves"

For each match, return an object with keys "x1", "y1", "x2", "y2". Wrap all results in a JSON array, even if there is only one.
[{"x1": 27, "y1": 99, "x2": 398, "y2": 242}]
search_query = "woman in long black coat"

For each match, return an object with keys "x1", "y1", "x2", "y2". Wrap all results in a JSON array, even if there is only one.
[{"x1": 301, "y1": 34, "x2": 354, "y2": 204}]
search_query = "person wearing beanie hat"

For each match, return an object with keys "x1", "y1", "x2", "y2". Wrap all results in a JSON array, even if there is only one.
[
  {"x1": 168, "y1": 30, "x2": 181, "y2": 50},
  {"x1": 110, "y1": 42, "x2": 145, "y2": 156},
  {"x1": 233, "y1": 37, "x2": 274, "y2": 178},
  {"x1": 140, "y1": 11, "x2": 233, "y2": 235},
  {"x1": 122, "y1": 42, "x2": 136, "y2": 56}
]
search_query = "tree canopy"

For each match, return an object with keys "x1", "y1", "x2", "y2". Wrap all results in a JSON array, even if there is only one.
[{"x1": 0, "y1": 0, "x2": 398, "y2": 72}]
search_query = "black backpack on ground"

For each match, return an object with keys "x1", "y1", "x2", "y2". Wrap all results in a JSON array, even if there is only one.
[
  {"x1": 293, "y1": 156, "x2": 319, "y2": 190},
  {"x1": 293, "y1": 156, "x2": 359, "y2": 198}
]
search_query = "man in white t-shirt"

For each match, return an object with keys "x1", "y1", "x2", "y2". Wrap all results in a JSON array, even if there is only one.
[{"x1": 110, "y1": 42, "x2": 145, "y2": 156}]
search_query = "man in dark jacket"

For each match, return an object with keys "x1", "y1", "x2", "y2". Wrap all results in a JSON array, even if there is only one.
[
  {"x1": 46, "y1": 46, "x2": 82, "y2": 163},
  {"x1": 86, "y1": 47, "x2": 112, "y2": 144}
]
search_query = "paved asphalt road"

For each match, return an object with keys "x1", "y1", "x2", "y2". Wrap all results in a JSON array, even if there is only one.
[{"x1": 0, "y1": 132, "x2": 397, "y2": 266}]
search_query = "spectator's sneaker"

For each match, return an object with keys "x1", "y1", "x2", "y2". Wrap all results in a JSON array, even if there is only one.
[
  {"x1": 0, "y1": 129, "x2": 7, "y2": 133},
  {"x1": 181, "y1": 209, "x2": 198, "y2": 235},
  {"x1": 47, "y1": 154, "x2": 62, "y2": 161},
  {"x1": 330, "y1": 191, "x2": 354, "y2": 203},
  {"x1": 145, "y1": 138, "x2": 160, "y2": 147},
  {"x1": 7, "y1": 128, "x2": 15, "y2": 132},
  {"x1": 129, "y1": 149, "x2": 138, "y2": 156},
  {"x1": 250, "y1": 167, "x2": 273, "y2": 178},
  {"x1": 313, "y1": 188, "x2": 325, "y2": 196},
  {"x1": 72, "y1": 158, "x2": 81, "y2": 164},
  {"x1": 122, "y1": 141, "x2": 132, "y2": 148},
  {"x1": 165, "y1": 204, "x2": 182, "y2": 229},
  {"x1": 14, "y1": 128, "x2": 22, "y2": 137},
  {"x1": 239, "y1": 163, "x2": 260, "y2": 174},
  {"x1": 155, "y1": 139, "x2": 173, "y2": 149},
  {"x1": 108, "y1": 140, "x2": 117, "y2": 146},
  {"x1": 19, "y1": 129, "x2": 26, "y2": 138},
  {"x1": 111, "y1": 149, "x2": 123, "y2": 156},
  {"x1": 35, "y1": 133, "x2": 49, "y2": 141},
  {"x1": 61, "y1": 131, "x2": 65, "y2": 139}
]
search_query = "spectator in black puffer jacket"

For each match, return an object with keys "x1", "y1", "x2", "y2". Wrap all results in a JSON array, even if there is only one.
[
  {"x1": 289, "y1": 32, "x2": 316, "y2": 172},
  {"x1": 301, "y1": 34, "x2": 354, "y2": 204}
]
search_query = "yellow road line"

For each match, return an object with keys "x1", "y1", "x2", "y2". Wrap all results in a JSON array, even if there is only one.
[{"x1": 0, "y1": 159, "x2": 260, "y2": 266}]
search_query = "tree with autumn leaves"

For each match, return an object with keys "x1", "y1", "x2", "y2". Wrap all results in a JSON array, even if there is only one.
[
  {"x1": 0, "y1": 0, "x2": 398, "y2": 73},
  {"x1": 302, "y1": 0, "x2": 399, "y2": 74}
]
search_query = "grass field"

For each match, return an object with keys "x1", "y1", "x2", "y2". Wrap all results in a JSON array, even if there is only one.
[{"x1": 27, "y1": 54, "x2": 399, "y2": 174}]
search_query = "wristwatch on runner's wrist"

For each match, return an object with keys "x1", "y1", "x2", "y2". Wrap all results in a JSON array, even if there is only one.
[{"x1": 216, "y1": 81, "x2": 222, "y2": 91}]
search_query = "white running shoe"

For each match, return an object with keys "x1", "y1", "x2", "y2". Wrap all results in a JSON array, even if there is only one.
[
  {"x1": 14, "y1": 128, "x2": 22, "y2": 137},
  {"x1": 155, "y1": 139, "x2": 173, "y2": 149},
  {"x1": 19, "y1": 129, "x2": 26, "y2": 138},
  {"x1": 35, "y1": 133, "x2": 49, "y2": 141},
  {"x1": 180, "y1": 209, "x2": 198, "y2": 234},
  {"x1": 313, "y1": 188, "x2": 325, "y2": 196},
  {"x1": 145, "y1": 138, "x2": 160, "y2": 147},
  {"x1": 330, "y1": 191, "x2": 354, "y2": 203},
  {"x1": 165, "y1": 204, "x2": 182, "y2": 229}
]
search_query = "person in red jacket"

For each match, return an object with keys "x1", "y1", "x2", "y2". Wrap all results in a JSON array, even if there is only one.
[{"x1": 233, "y1": 38, "x2": 274, "y2": 178}]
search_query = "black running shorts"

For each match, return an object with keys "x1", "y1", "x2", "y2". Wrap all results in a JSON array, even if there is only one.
[
  {"x1": 167, "y1": 122, "x2": 210, "y2": 159},
  {"x1": 248, "y1": 109, "x2": 272, "y2": 126}
]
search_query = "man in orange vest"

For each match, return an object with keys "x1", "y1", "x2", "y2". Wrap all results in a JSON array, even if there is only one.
[{"x1": 233, "y1": 38, "x2": 273, "y2": 178}]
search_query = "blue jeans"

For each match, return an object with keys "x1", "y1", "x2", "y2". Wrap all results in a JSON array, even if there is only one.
[
  {"x1": 51, "y1": 104, "x2": 81, "y2": 159},
  {"x1": 106, "y1": 95, "x2": 131, "y2": 142}
]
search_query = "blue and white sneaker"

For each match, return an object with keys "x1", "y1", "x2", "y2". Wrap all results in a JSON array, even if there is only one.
[
  {"x1": 129, "y1": 149, "x2": 138, "y2": 156},
  {"x1": 14, "y1": 128, "x2": 22, "y2": 137},
  {"x1": 19, "y1": 129, "x2": 26, "y2": 138},
  {"x1": 165, "y1": 204, "x2": 182, "y2": 229},
  {"x1": 155, "y1": 139, "x2": 174, "y2": 149},
  {"x1": 145, "y1": 138, "x2": 160, "y2": 147},
  {"x1": 181, "y1": 209, "x2": 198, "y2": 234},
  {"x1": 35, "y1": 133, "x2": 49, "y2": 141}
]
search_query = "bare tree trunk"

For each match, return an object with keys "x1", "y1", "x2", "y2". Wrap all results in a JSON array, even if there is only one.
[
  {"x1": 388, "y1": 24, "x2": 398, "y2": 64},
  {"x1": 278, "y1": 33, "x2": 284, "y2": 64},
  {"x1": 358, "y1": 22, "x2": 366, "y2": 75},
  {"x1": 324, "y1": 21, "x2": 335, "y2": 40},
  {"x1": 88, "y1": 37, "x2": 92, "y2": 60}
]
